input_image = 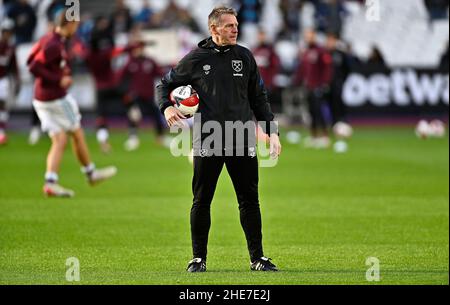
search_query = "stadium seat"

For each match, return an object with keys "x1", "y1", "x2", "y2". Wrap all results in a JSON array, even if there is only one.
[{"x1": 342, "y1": 0, "x2": 449, "y2": 67}]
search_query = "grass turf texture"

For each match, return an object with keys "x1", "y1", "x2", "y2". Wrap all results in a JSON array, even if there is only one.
[{"x1": 0, "y1": 127, "x2": 448, "y2": 285}]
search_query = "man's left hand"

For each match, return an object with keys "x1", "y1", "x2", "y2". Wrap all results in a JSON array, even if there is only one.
[{"x1": 269, "y1": 133, "x2": 282, "y2": 159}]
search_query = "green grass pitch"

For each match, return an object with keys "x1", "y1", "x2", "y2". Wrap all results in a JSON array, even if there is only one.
[{"x1": 0, "y1": 126, "x2": 448, "y2": 285}]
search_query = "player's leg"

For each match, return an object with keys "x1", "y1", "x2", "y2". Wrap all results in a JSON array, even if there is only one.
[
  {"x1": 330, "y1": 80, "x2": 348, "y2": 126},
  {"x1": 0, "y1": 98, "x2": 8, "y2": 145},
  {"x1": 28, "y1": 109, "x2": 42, "y2": 145},
  {"x1": 47, "y1": 131, "x2": 68, "y2": 175},
  {"x1": 304, "y1": 90, "x2": 319, "y2": 147},
  {"x1": 188, "y1": 155, "x2": 224, "y2": 271},
  {"x1": 32, "y1": 98, "x2": 75, "y2": 197},
  {"x1": 63, "y1": 94, "x2": 117, "y2": 185},
  {"x1": 308, "y1": 90, "x2": 319, "y2": 137},
  {"x1": 147, "y1": 98, "x2": 165, "y2": 145},
  {"x1": 71, "y1": 127, "x2": 92, "y2": 167},
  {"x1": 307, "y1": 90, "x2": 329, "y2": 149},
  {"x1": 225, "y1": 155, "x2": 278, "y2": 271},
  {"x1": 329, "y1": 82, "x2": 340, "y2": 126},
  {"x1": 0, "y1": 77, "x2": 10, "y2": 145},
  {"x1": 95, "y1": 89, "x2": 111, "y2": 153},
  {"x1": 70, "y1": 127, "x2": 117, "y2": 185},
  {"x1": 43, "y1": 130, "x2": 75, "y2": 197},
  {"x1": 123, "y1": 95, "x2": 142, "y2": 151}
]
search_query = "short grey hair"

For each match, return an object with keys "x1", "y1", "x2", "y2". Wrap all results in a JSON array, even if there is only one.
[{"x1": 208, "y1": 6, "x2": 237, "y2": 29}]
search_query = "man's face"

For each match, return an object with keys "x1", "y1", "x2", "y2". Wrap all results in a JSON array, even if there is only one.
[
  {"x1": 1, "y1": 30, "x2": 13, "y2": 42},
  {"x1": 65, "y1": 21, "x2": 80, "y2": 38},
  {"x1": 304, "y1": 30, "x2": 316, "y2": 45},
  {"x1": 97, "y1": 18, "x2": 110, "y2": 32},
  {"x1": 132, "y1": 46, "x2": 144, "y2": 57},
  {"x1": 258, "y1": 31, "x2": 267, "y2": 44},
  {"x1": 212, "y1": 14, "x2": 239, "y2": 46},
  {"x1": 326, "y1": 35, "x2": 337, "y2": 50}
]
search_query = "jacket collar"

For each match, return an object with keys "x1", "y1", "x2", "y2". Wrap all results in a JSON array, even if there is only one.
[{"x1": 198, "y1": 37, "x2": 234, "y2": 53}]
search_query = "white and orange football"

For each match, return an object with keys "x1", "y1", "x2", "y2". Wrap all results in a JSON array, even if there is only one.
[{"x1": 169, "y1": 85, "x2": 199, "y2": 117}]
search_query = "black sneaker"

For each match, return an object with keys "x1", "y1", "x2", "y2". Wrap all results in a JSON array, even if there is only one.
[
  {"x1": 187, "y1": 258, "x2": 206, "y2": 272},
  {"x1": 250, "y1": 257, "x2": 278, "y2": 271}
]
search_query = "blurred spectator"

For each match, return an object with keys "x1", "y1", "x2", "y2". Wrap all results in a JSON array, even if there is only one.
[
  {"x1": 424, "y1": 0, "x2": 449, "y2": 20},
  {"x1": 235, "y1": 0, "x2": 263, "y2": 25},
  {"x1": 293, "y1": 29, "x2": 333, "y2": 148},
  {"x1": 2, "y1": 0, "x2": 16, "y2": 17},
  {"x1": 134, "y1": 0, "x2": 154, "y2": 25},
  {"x1": 312, "y1": 0, "x2": 347, "y2": 35},
  {"x1": 151, "y1": 0, "x2": 200, "y2": 33},
  {"x1": 7, "y1": 0, "x2": 37, "y2": 44},
  {"x1": 76, "y1": 13, "x2": 94, "y2": 46},
  {"x1": 278, "y1": 0, "x2": 302, "y2": 40},
  {"x1": 110, "y1": 0, "x2": 133, "y2": 35},
  {"x1": 0, "y1": 19, "x2": 20, "y2": 145}
]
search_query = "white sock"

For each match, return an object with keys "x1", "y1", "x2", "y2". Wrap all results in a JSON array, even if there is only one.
[
  {"x1": 45, "y1": 172, "x2": 59, "y2": 184},
  {"x1": 0, "y1": 111, "x2": 8, "y2": 123},
  {"x1": 81, "y1": 163, "x2": 96, "y2": 176},
  {"x1": 96, "y1": 128, "x2": 109, "y2": 143}
]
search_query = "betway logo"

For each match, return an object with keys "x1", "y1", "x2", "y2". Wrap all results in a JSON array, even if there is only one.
[{"x1": 343, "y1": 69, "x2": 449, "y2": 107}]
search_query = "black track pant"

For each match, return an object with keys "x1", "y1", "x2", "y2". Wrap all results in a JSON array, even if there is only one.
[
  {"x1": 96, "y1": 88, "x2": 120, "y2": 129},
  {"x1": 191, "y1": 155, "x2": 263, "y2": 262},
  {"x1": 125, "y1": 96, "x2": 165, "y2": 136},
  {"x1": 307, "y1": 90, "x2": 327, "y2": 135},
  {"x1": 31, "y1": 108, "x2": 40, "y2": 127},
  {"x1": 329, "y1": 81, "x2": 347, "y2": 125}
]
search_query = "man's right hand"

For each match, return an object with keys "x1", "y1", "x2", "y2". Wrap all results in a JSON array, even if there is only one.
[
  {"x1": 60, "y1": 76, "x2": 73, "y2": 89},
  {"x1": 164, "y1": 106, "x2": 186, "y2": 127}
]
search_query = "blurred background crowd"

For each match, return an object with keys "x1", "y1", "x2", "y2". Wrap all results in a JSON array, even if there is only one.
[{"x1": 0, "y1": 0, "x2": 448, "y2": 150}]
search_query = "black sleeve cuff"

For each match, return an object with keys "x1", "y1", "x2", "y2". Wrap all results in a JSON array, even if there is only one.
[
  {"x1": 260, "y1": 121, "x2": 279, "y2": 137},
  {"x1": 160, "y1": 101, "x2": 173, "y2": 115}
]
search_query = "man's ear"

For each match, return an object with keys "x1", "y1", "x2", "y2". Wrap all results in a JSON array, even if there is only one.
[{"x1": 210, "y1": 25, "x2": 218, "y2": 36}]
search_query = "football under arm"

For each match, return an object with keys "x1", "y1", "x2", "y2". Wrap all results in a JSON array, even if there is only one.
[
  {"x1": 156, "y1": 70, "x2": 178, "y2": 115},
  {"x1": 156, "y1": 53, "x2": 197, "y2": 115}
]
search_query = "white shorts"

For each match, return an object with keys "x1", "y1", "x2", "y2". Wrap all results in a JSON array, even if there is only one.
[
  {"x1": 0, "y1": 77, "x2": 11, "y2": 101},
  {"x1": 32, "y1": 95, "x2": 82, "y2": 136}
]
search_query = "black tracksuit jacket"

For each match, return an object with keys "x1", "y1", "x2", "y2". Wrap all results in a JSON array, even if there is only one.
[{"x1": 156, "y1": 37, "x2": 278, "y2": 153}]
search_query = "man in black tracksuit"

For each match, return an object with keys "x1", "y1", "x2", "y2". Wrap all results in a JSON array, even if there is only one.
[{"x1": 156, "y1": 6, "x2": 282, "y2": 272}]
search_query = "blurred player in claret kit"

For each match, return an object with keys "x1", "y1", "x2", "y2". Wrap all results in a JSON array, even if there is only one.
[
  {"x1": 84, "y1": 15, "x2": 124, "y2": 153},
  {"x1": 294, "y1": 29, "x2": 333, "y2": 149},
  {"x1": 252, "y1": 29, "x2": 280, "y2": 105},
  {"x1": 252, "y1": 29, "x2": 281, "y2": 143},
  {"x1": 118, "y1": 41, "x2": 166, "y2": 151},
  {"x1": 83, "y1": 16, "x2": 152, "y2": 153},
  {"x1": 0, "y1": 19, "x2": 20, "y2": 146},
  {"x1": 27, "y1": 9, "x2": 117, "y2": 198}
]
